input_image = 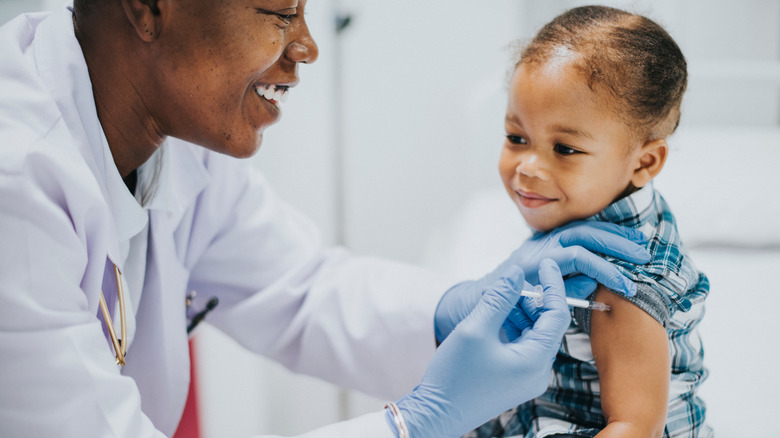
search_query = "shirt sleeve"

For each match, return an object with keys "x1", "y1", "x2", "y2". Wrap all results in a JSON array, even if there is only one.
[
  {"x1": 573, "y1": 282, "x2": 672, "y2": 334},
  {"x1": 184, "y1": 154, "x2": 456, "y2": 400},
  {"x1": 0, "y1": 147, "x2": 166, "y2": 437}
]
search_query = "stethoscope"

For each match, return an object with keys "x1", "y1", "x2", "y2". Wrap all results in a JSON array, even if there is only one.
[
  {"x1": 99, "y1": 264, "x2": 127, "y2": 366},
  {"x1": 99, "y1": 266, "x2": 218, "y2": 367}
]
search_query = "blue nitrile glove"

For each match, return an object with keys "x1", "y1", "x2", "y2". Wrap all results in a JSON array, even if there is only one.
[
  {"x1": 388, "y1": 261, "x2": 570, "y2": 438},
  {"x1": 434, "y1": 221, "x2": 651, "y2": 343}
]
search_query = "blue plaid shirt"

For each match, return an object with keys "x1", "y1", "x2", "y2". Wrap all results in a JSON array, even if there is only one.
[{"x1": 466, "y1": 184, "x2": 712, "y2": 438}]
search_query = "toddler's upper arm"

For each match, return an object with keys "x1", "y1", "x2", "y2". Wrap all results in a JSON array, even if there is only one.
[{"x1": 590, "y1": 285, "x2": 669, "y2": 437}]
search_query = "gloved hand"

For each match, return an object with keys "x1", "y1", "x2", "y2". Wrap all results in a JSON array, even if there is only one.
[
  {"x1": 389, "y1": 260, "x2": 570, "y2": 438},
  {"x1": 434, "y1": 221, "x2": 651, "y2": 343}
]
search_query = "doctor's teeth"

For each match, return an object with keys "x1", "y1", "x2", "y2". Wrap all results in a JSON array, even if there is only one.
[{"x1": 256, "y1": 85, "x2": 289, "y2": 104}]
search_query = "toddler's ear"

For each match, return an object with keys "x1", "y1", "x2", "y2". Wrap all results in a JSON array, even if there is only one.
[{"x1": 630, "y1": 138, "x2": 668, "y2": 188}]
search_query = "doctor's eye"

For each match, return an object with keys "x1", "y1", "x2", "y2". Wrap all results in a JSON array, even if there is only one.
[
  {"x1": 275, "y1": 13, "x2": 297, "y2": 23},
  {"x1": 256, "y1": 8, "x2": 298, "y2": 27},
  {"x1": 506, "y1": 135, "x2": 527, "y2": 146},
  {"x1": 553, "y1": 143, "x2": 581, "y2": 156}
]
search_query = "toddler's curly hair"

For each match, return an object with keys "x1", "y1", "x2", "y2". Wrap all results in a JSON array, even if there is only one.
[{"x1": 517, "y1": 5, "x2": 687, "y2": 142}]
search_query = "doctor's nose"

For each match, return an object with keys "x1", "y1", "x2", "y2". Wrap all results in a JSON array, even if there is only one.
[{"x1": 285, "y1": 24, "x2": 319, "y2": 65}]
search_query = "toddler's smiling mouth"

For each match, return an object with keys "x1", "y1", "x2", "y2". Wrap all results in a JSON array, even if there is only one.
[{"x1": 516, "y1": 189, "x2": 556, "y2": 208}]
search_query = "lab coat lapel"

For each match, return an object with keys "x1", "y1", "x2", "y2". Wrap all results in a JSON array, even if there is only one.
[
  {"x1": 35, "y1": 6, "x2": 146, "y2": 353},
  {"x1": 31, "y1": 7, "x2": 212, "y2": 434},
  {"x1": 33, "y1": 6, "x2": 106, "y2": 198}
]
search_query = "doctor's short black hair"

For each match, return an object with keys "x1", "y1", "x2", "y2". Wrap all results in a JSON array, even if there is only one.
[
  {"x1": 72, "y1": 0, "x2": 97, "y2": 15},
  {"x1": 74, "y1": 0, "x2": 161, "y2": 16},
  {"x1": 515, "y1": 5, "x2": 687, "y2": 142}
]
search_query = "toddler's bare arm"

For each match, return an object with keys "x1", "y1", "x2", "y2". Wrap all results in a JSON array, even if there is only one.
[{"x1": 590, "y1": 286, "x2": 670, "y2": 438}]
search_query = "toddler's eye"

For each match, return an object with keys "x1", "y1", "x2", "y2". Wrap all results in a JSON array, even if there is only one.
[
  {"x1": 506, "y1": 135, "x2": 527, "y2": 145},
  {"x1": 553, "y1": 143, "x2": 580, "y2": 155}
]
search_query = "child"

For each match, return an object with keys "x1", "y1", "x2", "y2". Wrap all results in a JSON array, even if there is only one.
[{"x1": 467, "y1": 6, "x2": 711, "y2": 437}]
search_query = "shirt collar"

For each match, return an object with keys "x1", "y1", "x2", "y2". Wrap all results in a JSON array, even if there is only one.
[
  {"x1": 97, "y1": 130, "x2": 148, "y2": 243},
  {"x1": 591, "y1": 182, "x2": 658, "y2": 230},
  {"x1": 140, "y1": 139, "x2": 211, "y2": 217}
]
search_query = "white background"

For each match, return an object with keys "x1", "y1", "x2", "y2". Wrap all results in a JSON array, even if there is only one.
[{"x1": 2, "y1": 0, "x2": 779, "y2": 436}]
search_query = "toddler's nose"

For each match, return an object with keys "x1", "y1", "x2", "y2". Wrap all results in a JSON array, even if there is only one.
[{"x1": 515, "y1": 153, "x2": 549, "y2": 180}]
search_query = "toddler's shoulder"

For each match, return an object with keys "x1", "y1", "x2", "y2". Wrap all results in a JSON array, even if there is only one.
[{"x1": 576, "y1": 186, "x2": 709, "y2": 330}]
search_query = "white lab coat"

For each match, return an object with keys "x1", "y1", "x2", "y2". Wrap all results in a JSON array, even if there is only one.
[{"x1": 0, "y1": 5, "x2": 454, "y2": 437}]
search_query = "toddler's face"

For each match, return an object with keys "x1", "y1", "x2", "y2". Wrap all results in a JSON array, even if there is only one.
[{"x1": 500, "y1": 60, "x2": 644, "y2": 232}]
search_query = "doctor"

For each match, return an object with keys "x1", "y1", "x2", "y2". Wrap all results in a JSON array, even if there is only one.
[{"x1": 0, "y1": 0, "x2": 651, "y2": 437}]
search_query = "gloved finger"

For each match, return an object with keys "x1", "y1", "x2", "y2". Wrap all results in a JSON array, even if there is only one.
[
  {"x1": 516, "y1": 260, "x2": 570, "y2": 349},
  {"x1": 434, "y1": 280, "x2": 485, "y2": 343},
  {"x1": 563, "y1": 274, "x2": 598, "y2": 299},
  {"x1": 466, "y1": 266, "x2": 525, "y2": 333},
  {"x1": 539, "y1": 259, "x2": 568, "y2": 305},
  {"x1": 517, "y1": 291, "x2": 544, "y2": 323},
  {"x1": 503, "y1": 280, "x2": 544, "y2": 324},
  {"x1": 501, "y1": 318, "x2": 523, "y2": 342},
  {"x1": 556, "y1": 222, "x2": 651, "y2": 264},
  {"x1": 505, "y1": 306, "x2": 533, "y2": 339},
  {"x1": 558, "y1": 220, "x2": 648, "y2": 245},
  {"x1": 553, "y1": 247, "x2": 637, "y2": 297}
]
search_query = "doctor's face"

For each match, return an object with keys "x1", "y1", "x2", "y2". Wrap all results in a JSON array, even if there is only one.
[
  {"x1": 499, "y1": 60, "x2": 643, "y2": 232},
  {"x1": 150, "y1": 0, "x2": 318, "y2": 158}
]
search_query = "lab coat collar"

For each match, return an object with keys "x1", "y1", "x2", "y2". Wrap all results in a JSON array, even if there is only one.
[
  {"x1": 33, "y1": 5, "x2": 210, "y2": 242},
  {"x1": 32, "y1": 5, "x2": 145, "y2": 246}
]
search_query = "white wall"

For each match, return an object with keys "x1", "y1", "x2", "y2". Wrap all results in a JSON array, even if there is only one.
[{"x1": 0, "y1": 0, "x2": 44, "y2": 22}]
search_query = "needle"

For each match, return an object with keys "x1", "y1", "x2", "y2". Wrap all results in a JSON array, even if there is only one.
[{"x1": 521, "y1": 287, "x2": 611, "y2": 311}]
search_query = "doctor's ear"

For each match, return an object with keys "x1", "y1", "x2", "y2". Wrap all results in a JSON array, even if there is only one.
[
  {"x1": 630, "y1": 138, "x2": 668, "y2": 188},
  {"x1": 122, "y1": 0, "x2": 163, "y2": 42}
]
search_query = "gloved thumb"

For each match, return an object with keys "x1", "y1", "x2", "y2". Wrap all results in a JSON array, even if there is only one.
[
  {"x1": 539, "y1": 259, "x2": 567, "y2": 303},
  {"x1": 520, "y1": 259, "x2": 570, "y2": 346},
  {"x1": 466, "y1": 265, "x2": 525, "y2": 333}
]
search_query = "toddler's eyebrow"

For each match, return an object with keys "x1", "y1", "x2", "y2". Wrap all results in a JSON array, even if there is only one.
[
  {"x1": 551, "y1": 124, "x2": 594, "y2": 140},
  {"x1": 505, "y1": 113, "x2": 522, "y2": 125}
]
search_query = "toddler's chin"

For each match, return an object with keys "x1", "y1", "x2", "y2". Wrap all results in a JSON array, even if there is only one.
[{"x1": 522, "y1": 216, "x2": 558, "y2": 233}]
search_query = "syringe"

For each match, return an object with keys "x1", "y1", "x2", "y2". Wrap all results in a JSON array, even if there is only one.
[{"x1": 521, "y1": 285, "x2": 611, "y2": 312}]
